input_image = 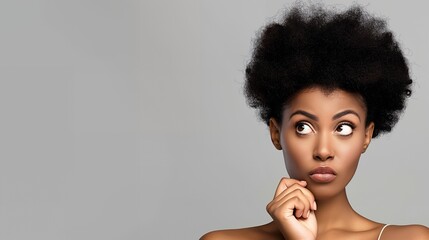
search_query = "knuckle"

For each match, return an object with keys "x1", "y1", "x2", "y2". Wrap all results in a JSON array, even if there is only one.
[
  {"x1": 266, "y1": 203, "x2": 272, "y2": 212},
  {"x1": 291, "y1": 188, "x2": 304, "y2": 196},
  {"x1": 266, "y1": 202, "x2": 277, "y2": 214}
]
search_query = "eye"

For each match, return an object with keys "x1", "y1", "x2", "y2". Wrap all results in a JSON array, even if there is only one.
[
  {"x1": 296, "y1": 122, "x2": 313, "y2": 135},
  {"x1": 335, "y1": 123, "x2": 354, "y2": 136}
]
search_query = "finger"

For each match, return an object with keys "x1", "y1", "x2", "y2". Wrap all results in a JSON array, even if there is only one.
[
  {"x1": 280, "y1": 183, "x2": 317, "y2": 211},
  {"x1": 296, "y1": 185, "x2": 316, "y2": 211},
  {"x1": 268, "y1": 187, "x2": 310, "y2": 219},
  {"x1": 275, "y1": 188, "x2": 312, "y2": 219},
  {"x1": 269, "y1": 195, "x2": 306, "y2": 220},
  {"x1": 267, "y1": 183, "x2": 299, "y2": 215},
  {"x1": 288, "y1": 197, "x2": 306, "y2": 219},
  {"x1": 274, "y1": 182, "x2": 314, "y2": 203},
  {"x1": 271, "y1": 183, "x2": 317, "y2": 218},
  {"x1": 274, "y1": 177, "x2": 307, "y2": 198},
  {"x1": 272, "y1": 183, "x2": 304, "y2": 203},
  {"x1": 293, "y1": 190, "x2": 311, "y2": 218}
]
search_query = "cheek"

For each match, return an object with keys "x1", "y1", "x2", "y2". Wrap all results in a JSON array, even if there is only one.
[
  {"x1": 282, "y1": 133, "x2": 312, "y2": 178},
  {"x1": 335, "y1": 138, "x2": 364, "y2": 173}
]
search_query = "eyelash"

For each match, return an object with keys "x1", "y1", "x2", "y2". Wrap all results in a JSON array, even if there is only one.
[
  {"x1": 337, "y1": 122, "x2": 355, "y2": 128},
  {"x1": 335, "y1": 122, "x2": 356, "y2": 136},
  {"x1": 295, "y1": 121, "x2": 314, "y2": 135}
]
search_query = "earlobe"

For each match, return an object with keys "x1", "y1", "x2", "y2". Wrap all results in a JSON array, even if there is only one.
[
  {"x1": 269, "y1": 118, "x2": 282, "y2": 150},
  {"x1": 362, "y1": 122, "x2": 375, "y2": 153}
]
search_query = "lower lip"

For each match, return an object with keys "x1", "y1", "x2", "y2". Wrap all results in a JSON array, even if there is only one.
[{"x1": 309, "y1": 173, "x2": 336, "y2": 183}]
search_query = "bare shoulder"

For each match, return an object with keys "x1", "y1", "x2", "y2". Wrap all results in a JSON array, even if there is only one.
[
  {"x1": 382, "y1": 224, "x2": 429, "y2": 240},
  {"x1": 200, "y1": 222, "x2": 280, "y2": 240},
  {"x1": 199, "y1": 229, "x2": 244, "y2": 240}
]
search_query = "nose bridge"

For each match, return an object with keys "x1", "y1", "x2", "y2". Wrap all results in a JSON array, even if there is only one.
[{"x1": 314, "y1": 130, "x2": 333, "y2": 161}]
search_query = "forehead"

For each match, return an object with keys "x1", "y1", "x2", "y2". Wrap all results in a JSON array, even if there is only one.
[{"x1": 284, "y1": 87, "x2": 367, "y2": 118}]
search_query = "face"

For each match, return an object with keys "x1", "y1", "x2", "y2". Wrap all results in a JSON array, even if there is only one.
[{"x1": 269, "y1": 87, "x2": 374, "y2": 200}]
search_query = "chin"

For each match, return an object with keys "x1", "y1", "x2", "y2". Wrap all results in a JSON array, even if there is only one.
[{"x1": 306, "y1": 181, "x2": 345, "y2": 201}]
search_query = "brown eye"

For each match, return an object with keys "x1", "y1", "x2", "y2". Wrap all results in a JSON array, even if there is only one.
[
  {"x1": 296, "y1": 122, "x2": 313, "y2": 135},
  {"x1": 335, "y1": 123, "x2": 354, "y2": 136}
]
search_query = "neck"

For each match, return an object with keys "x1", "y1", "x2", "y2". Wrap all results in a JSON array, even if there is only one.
[{"x1": 314, "y1": 189, "x2": 358, "y2": 232}]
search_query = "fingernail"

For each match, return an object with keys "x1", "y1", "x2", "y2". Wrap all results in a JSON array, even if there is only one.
[
  {"x1": 313, "y1": 201, "x2": 317, "y2": 210},
  {"x1": 306, "y1": 211, "x2": 310, "y2": 218}
]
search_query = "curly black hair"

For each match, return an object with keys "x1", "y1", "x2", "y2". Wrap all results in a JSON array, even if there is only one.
[{"x1": 244, "y1": 4, "x2": 412, "y2": 138}]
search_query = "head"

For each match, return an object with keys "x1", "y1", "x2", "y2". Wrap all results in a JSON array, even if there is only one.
[
  {"x1": 244, "y1": 5, "x2": 412, "y2": 199},
  {"x1": 269, "y1": 87, "x2": 375, "y2": 200}
]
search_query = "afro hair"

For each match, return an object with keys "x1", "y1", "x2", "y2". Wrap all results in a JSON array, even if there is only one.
[{"x1": 244, "y1": 4, "x2": 412, "y2": 138}]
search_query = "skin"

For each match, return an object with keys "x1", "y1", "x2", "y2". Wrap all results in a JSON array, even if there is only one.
[{"x1": 201, "y1": 87, "x2": 429, "y2": 240}]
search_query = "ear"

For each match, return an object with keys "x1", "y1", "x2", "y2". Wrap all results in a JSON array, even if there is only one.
[
  {"x1": 362, "y1": 122, "x2": 375, "y2": 153},
  {"x1": 269, "y1": 118, "x2": 282, "y2": 150}
]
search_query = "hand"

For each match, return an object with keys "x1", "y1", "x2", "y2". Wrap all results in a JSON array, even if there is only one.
[{"x1": 266, "y1": 177, "x2": 317, "y2": 240}]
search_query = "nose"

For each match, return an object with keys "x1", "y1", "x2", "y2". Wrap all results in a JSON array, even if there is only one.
[{"x1": 313, "y1": 132, "x2": 334, "y2": 161}]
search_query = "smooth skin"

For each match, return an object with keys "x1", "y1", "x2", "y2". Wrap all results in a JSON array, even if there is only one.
[{"x1": 201, "y1": 87, "x2": 429, "y2": 240}]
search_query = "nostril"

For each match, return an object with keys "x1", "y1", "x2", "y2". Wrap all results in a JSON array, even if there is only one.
[
  {"x1": 313, "y1": 153, "x2": 334, "y2": 161},
  {"x1": 313, "y1": 134, "x2": 334, "y2": 161}
]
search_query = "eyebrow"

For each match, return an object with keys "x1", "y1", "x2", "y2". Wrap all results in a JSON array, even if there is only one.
[
  {"x1": 332, "y1": 110, "x2": 361, "y2": 121},
  {"x1": 289, "y1": 110, "x2": 361, "y2": 121},
  {"x1": 289, "y1": 110, "x2": 318, "y2": 121}
]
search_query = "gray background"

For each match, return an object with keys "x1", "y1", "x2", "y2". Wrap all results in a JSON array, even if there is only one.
[{"x1": 0, "y1": 0, "x2": 427, "y2": 239}]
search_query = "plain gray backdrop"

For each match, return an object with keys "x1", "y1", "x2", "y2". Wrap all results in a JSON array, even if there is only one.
[{"x1": 0, "y1": 0, "x2": 427, "y2": 239}]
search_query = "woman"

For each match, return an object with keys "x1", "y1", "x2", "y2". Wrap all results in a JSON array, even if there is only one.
[{"x1": 201, "y1": 4, "x2": 429, "y2": 240}]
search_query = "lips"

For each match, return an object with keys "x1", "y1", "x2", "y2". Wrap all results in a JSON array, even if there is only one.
[{"x1": 309, "y1": 167, "x2": 337, "y2": 183}]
